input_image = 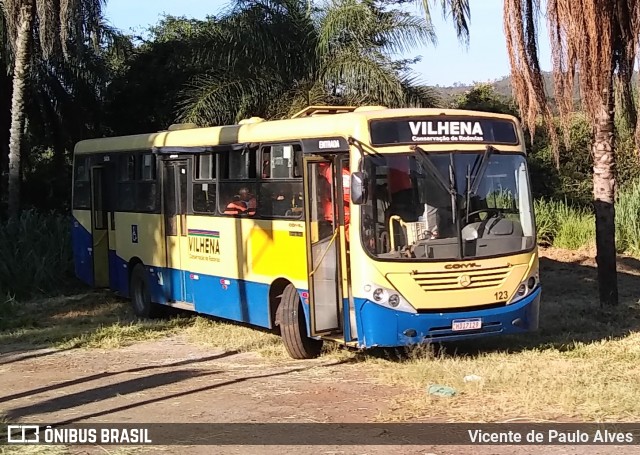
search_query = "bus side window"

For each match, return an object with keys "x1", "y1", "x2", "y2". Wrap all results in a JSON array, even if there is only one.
[
  {"x1": 138, "y1": 153, "x2": 158, "y2": 213},
  {"x1": 193, "y1": 153, "x2": 217, "y2": 214},
  {"x1": 117, "y1": 154, "x2": 136, "y2": 211},
  {"x1": 114, "y1": 152, "x2": 159, "y2": 213},
  {"x1": 72, "y1": 156, "x2": 91, "y2": 209},
  {"x1": 257, "y1": 143, "x2": 303, "y2": 219},
  {"x1": 218, "y1": 147, "x2": 258, "y2": 216}
]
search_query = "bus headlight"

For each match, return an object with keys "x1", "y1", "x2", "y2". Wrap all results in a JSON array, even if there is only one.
[
  {"x1": 372, "y1": 288, "x2": 387, "y2": 302},
  {"x1": 509, "y1": 269, "x2": 539, "y2": 304},
  {"x1": 364, "y1": 284, "x2": 416, "y2": 313}
]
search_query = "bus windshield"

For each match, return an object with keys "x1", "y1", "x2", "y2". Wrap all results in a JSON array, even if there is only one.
[{"x1": 361, "y1": 151, "x2": 535, "y2": 260}]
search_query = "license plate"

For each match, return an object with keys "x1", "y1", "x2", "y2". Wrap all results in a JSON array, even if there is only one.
[{"x1": 452, "y1": 318, "x2": 482, "y2": 331}]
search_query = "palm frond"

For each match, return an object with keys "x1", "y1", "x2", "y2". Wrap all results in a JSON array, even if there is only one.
[
  {"x1": 415, "y1": 0, "x2": 470, "y2": 44},
  {"x1": 177, "y1": 71, "x2": 287, "y2": 126},
  {"x1": 318, "y1": 0, "x2": 435, "y2": 57}
]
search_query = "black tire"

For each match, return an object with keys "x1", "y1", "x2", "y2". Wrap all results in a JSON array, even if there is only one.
[
  {"x1": 130, "y1": 264, "x2": 162, "y2": 318},
  {"x1": 277, "y1": 284, "x2": 323, "y2": 359}
]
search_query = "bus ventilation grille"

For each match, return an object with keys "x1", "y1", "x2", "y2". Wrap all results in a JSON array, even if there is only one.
[{"x1": 412, "y1": 265, "x2": 511, "y2": 291}]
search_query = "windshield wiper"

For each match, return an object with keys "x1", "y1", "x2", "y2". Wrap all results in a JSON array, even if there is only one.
[
  {"x1": 410, "y1": 145, "x2": 457, "y2": 198},
  {"x1": 411, "y1": 145, "x2": 460, "y2": 231},
  {"x1": 469, "y1": 145, "x2": 495, "y2": 195},
  {"x1": 465, "y1": 145, "x2": 496, "y2": 221}
]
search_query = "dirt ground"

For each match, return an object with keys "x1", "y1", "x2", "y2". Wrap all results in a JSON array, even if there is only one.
[{"x1": 1, "y1": 334, "x2": 638, "y2": 455}]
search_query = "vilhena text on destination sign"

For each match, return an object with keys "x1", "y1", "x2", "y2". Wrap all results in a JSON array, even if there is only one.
[
  {"x1": 409, "y1": 121, "x2": 483, "y2": 137},
  {"x1": 408, "y1": 120, "x2": 485, "y2": 142}
]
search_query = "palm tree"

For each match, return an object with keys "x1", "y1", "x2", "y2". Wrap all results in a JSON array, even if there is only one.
[
  {"x1": 177, "y1": 0, "x2": 445, "y2": 125},
  {"x1": 1, "y1": 0, "x2": 106, "y2": 217},
  {"x1": 1, "y1": 12, "x2": 12, "y2": 185},
  {"x1": 415, "y1": 0, "x2": 470, "y2": 43},
  {"x1": 503, "y1": 0, "x2": 640, "y2": 306}
]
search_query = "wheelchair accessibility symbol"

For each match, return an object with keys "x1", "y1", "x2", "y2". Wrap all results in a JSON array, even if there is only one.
[{"x1": 131, "y1": 225, "x2": 139, "y2": 243}]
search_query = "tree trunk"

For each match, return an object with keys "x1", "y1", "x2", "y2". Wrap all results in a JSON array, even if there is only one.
[
  {"x1": 592, "y1": 86, "x2": 618, "y2": 307},
  {"x1": 0, "y1": 70, "x2": 11, "y2": 213},
  {"x1": 7, "y1": 3, "x2": 34, "y2": 218}
]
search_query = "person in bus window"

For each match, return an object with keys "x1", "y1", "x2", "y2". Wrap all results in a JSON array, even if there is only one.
[
  {"x1": 318, "y1": 162, "x2": 351, "y2": 242},
  {"x1": 224, "y1": 195, "x2": 247, "y2": 215},
  {"x1": 239, "y1": 187, "x2": 257, "y2": 216}
]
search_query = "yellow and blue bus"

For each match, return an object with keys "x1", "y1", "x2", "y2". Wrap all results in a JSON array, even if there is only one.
[{"x1": 72, "y1": 106, "x2": 540, "y2": 359}]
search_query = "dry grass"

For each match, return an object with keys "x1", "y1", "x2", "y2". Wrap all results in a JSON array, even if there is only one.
[
  {"x1": 183, "y1": 317, "x2": 286, "y2": 357},
  {"x1": 366, "y1": 247, "x2": 640, "y2": 422},
  {"x1": 0, "y1": 290, "x2": 347, "y2": 358},
  {"x1": 0, "y1": 292, "x2": 192, "y2": 350},
  {"x1": 184, "y1": 317, "x2": 353, "y2": 360},
  {"x1": 0, "y1": 447, "x2": 153, "y2": 455},
  {"x1": 0, "y1": 447, "x2": 71, "y2": 455}
]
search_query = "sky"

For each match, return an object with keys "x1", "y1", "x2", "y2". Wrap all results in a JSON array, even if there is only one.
[{"x1": 104, "y1": 0, "x2": 553, "y2": 87}]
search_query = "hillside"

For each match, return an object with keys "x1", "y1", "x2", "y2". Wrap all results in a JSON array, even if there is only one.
[
  {"x1": 432, "y1": 72, "x2": 556, "y2": 103},
  {"x1": 431, "y1": 70, "x2": 634, "y2": 105}
]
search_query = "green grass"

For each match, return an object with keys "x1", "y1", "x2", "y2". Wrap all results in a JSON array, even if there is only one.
[
  {"x1": 616, "y1": 179, "x2": 640, "y2": 256},
  {"x1": 534, "y1": 179, "x2": 640, "y2": 253},
  {"x1": 534, "y1": 198, "x2": 595, "y2": 249}
]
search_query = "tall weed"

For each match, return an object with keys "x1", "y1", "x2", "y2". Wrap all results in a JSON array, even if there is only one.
[
  {"x1": 0, "y1": 210, "x2": 74, "y2": 298},
  {"x1": 534, "y1": 180, "x2": 640, "y2": 255}
]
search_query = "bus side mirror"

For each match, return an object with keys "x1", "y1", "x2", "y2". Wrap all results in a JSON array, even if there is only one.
[{"x1": 351, "y1": 172, "x2": 368, "y2": 205}]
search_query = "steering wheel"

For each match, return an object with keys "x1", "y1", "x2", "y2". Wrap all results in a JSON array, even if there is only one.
[{"x1": 465, "y1": 208, "x2": 502, "y2": 223}]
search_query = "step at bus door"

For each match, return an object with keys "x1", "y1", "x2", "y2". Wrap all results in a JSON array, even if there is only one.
[{"x1": 303, "y1": 156, "x2": 345, "y2": 336}]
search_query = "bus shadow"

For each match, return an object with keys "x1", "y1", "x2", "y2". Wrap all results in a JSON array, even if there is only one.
[
  {"x1": 359, "y1": 252, "x2": 640, "y2": 361},
  {"x1": 3, "y1": 357, "x2": 353, "y2": 422}
]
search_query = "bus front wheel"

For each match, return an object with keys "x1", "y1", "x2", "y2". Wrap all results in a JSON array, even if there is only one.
[
  {"x1": 130, "y1": 264, "x2": 161, "y2": 319},
  {"x1": 278, "y1": 284, "x2": 323, "y2": 359}
]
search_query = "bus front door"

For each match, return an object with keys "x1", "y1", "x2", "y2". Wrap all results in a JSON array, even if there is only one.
[
  {"x1": 303, "y1": 156, "x2": 345, "y2": 336},
  {"x1": 90, "y1": 166, "x2": 109, "y2": 287},
  {"x1": 162, "y1": 159, "x2": 193, "y2": 304}
]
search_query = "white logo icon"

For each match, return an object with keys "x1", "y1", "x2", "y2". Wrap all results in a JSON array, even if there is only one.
[{"x1": 7, "y1": 425, "x2": 40, "y2": 444}]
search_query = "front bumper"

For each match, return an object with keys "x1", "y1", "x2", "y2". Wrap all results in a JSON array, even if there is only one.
[{"x1": 354, "y1": 287, "x2": 541, "y2": 348}]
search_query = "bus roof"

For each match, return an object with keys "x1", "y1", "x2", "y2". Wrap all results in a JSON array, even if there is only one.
[{"x1": 74, "y1": 107, "x2": 521, "y2": 155}]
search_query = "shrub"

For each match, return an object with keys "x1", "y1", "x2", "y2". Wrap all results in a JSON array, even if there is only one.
[{"x1": 0, "y1": 210, "x2": 75, "y2": 298}]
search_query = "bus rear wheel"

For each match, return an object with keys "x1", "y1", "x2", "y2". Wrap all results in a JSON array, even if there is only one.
[
  {"x1": 278, "y1": 284, "x2": 323, "y2": 359},
  {"x1": 130, "y1": 264, "x2": 162, "y2": 319}
]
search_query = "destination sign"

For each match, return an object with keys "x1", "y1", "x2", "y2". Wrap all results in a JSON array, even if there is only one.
[
  {"x1": 369, "y1": 117, "x2": 519, "y2": 146},
  {"x1": 301, "y1": 137, "x2": 349, "y2": 154}
]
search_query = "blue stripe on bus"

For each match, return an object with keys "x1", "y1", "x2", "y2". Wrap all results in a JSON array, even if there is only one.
[
  {"x1": 190, "y1": 274, "x2": 271, "y2": 327},
  {"x1": 131, "y1": 263, "x2": 284, "y2": 330},
  {"x1": 103, "y1": 253, "x2": 312, "y2": 333},
  {"x1": 109, "y1": 250, "x2": 127, "y2": 296},
  {"x1": 353, "y1": 286, "x2": 541, "y2": 348},
  {"x1": 71, "y1": 218, "x2": 93, "y2": 287}
]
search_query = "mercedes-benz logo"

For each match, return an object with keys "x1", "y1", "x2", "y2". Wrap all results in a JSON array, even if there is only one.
[{"x1": 459, "y1": 274, "x2": 471, "y2": 287}]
